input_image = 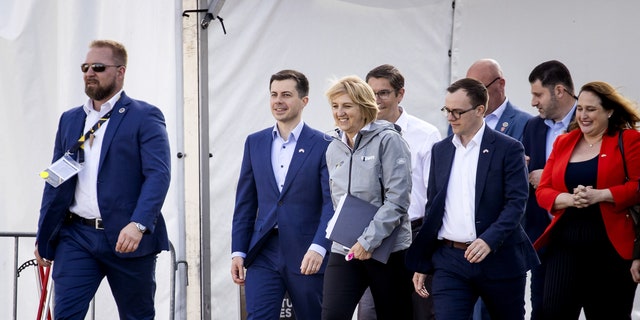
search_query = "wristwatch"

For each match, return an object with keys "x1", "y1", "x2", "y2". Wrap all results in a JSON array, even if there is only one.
[{"x1": 135, "y1": 222, "x2": 147, "y2": 234}]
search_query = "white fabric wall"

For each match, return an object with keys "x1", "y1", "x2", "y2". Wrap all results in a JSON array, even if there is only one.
[
  {"x1": 0, "y1": 1, "x2": 182, "y2": 319},
  {"x1": 208, "y1": 1, "x2": 453, "y2": 318},
  {"x1": 2, "y1": 0, "x2": 640, "y2": 319}
]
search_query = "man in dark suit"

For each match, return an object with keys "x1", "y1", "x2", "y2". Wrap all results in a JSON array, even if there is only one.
[
  {"x1": 464, "y1": 58, "x2": 533, "y2": 320},
  {"x1": 35, "y1": 40, "x2": 171, "y2": 319},
  {"x1": 448, "y1": 59, "x2": 531, "y2": 141},
  {"x1": 230, "y1": 70, "x2": 333, "y2": 320},
  {"x1": 521, "y1": 60, "x2": 576, "y2": 320},
  {"x1": 406, "y1": 78, "x2": 539, "y2": 320}
]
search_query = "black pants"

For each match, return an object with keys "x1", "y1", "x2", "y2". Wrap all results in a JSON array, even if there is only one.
[
  {"x1": 542, "y1": 214, "x2": 637, "y2": 320},
  {"x1": 322, "y1": 250, "x2": 413, "y2": 320}
]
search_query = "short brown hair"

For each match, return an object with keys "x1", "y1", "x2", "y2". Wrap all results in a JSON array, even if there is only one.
[
  {"x1": 447, "y1": 78, "x2": 488, "y2": 110},
  {"x1": 90, "y1": 40, "x2": 128, "y2": 66}
]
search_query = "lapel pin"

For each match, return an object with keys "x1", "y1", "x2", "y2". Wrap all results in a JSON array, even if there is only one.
[
  {"x1": 482, "y1": 149, "x2": 489, "y2": 154},
  {"x1": 298, "y1": 148, "x2": 305, "y2": 153},
  {"x1": 119, "y1": 107, "x2": 125, "y2": 113},
  {"x1": 601, "y1": 154, "x2": 607, "y2": 157}
]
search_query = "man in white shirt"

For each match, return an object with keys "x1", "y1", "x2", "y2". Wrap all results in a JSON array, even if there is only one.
[
  {"x1": 406, "y1": 78, "x2": 538, "y2": 320},
  {"x1": 357, "y1": 64, "x2": 441, "y2": 320}
]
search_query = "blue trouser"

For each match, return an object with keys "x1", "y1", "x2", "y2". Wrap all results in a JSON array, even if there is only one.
[
  {"x1": 431, "y1": 246, "x2": 526, "y2": 320},
  {"x1": 52, "y1": 221, "x2": 157, "y2": 320},
  {"x1": 244, "y1": 232, "x2": 324, "y2": 320}
]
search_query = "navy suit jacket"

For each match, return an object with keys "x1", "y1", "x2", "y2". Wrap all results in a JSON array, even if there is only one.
[
  {"x1": 406, "y1": 126, "x2": 539, "y2": 278},
  {"x1": 231, "y1": 124, "x2": 333, "y2": 273},
  {"x1": 520, "y1": 116, "x2": 550, "y2": 242},
  {"x1": 37, "y1": 92, "x2": 171, "y2": 260},
  {"x1": 447, "y1": 101, "x2": 531, "y2": 141}
]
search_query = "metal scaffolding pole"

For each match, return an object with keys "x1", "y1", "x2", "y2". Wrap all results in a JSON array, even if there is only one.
[{"x1": 181, "y1": 0, "x2": 218, "y2": 318}]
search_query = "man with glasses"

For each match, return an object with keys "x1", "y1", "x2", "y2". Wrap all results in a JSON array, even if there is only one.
[
  {"x1": 463, "y1": 59, "x2": 533, "y2": 320},
  {"x1": 35, "y1": 40, "x2": 171, "y2": 319},
  {"x1": 407, "y1": 78, "x2": 539, "y2": 320},
  {"x1": 357, "y1": 64, "x2": 441, "y2": 320},
  {"x1": 521, "y1": 60, "x2": 577, "y2": 320},
  {"x1": 448, "y1": 59, "x2": 531, "y2": 142}
]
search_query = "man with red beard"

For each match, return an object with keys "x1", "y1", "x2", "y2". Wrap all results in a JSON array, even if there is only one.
[{"x1": 35, "y1": 40, "x2": 171, "y2": 319}]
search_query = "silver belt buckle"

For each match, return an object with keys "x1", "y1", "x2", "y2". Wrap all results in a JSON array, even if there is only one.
[{"x1": 95, "y1": 218, "x2": 104, "y2": 230}]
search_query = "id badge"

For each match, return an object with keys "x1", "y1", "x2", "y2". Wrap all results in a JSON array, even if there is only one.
[{"x1": 40, "y1": 153, "x2": 83, "y2": 188}]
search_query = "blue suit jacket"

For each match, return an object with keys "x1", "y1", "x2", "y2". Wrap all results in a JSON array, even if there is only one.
[
  {"x1": 447, "y1": 101, "x2": 531, "y2": 141},
  {"x1": 231, "y1": 124, "x2": 333, "y2": 273},
  {"x1": 520, "y1": 117, "x2": 550, "y2": 242},
  {"x1": 37, "y1": 92, "x2": 171, "y2": 260},
  {"x1": 520, "y1": 111, "x2": 576, "y2": 243},
  {"x1": 406, "y1": 126, "x2": 539, "y2": 278}
]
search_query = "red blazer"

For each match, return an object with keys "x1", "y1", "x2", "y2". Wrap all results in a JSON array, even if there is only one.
[{"x1": 534, "y1": 129, "x2": 640, "y2": 259}]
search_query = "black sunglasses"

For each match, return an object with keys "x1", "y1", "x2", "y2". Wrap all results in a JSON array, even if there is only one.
[
  {"x1": 484, "y1": 77, "x2": 501, "y2": 88},
  {"x1": 81, "y1": 63, "x2": 123, "y2": 73}
]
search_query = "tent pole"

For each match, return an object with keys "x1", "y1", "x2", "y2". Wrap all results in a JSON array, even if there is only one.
[{"x1": 181, "y1": 0, "x2": 212, "y2": 318}]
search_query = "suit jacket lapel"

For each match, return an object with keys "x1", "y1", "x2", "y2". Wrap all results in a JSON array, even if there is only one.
[
  {"x1": 496, "y1": 102, "x2": 515, "y2": 134},
  {"x1": 439, "y1": 137, "x2": 456, "y2": 190},
  {"x1": 68, "y1": 109, "x2": 88, "y2": 157},
  {"x1": 280, "y1": 125, "x2": 313, "y2": 198},
  {"x1": 98, "y1": 93, "x2": 128, "y2": 171},
  {"x1": 475, "y1": 126, "x2": 495, "y2": 209},
  {"x1": 258, "y1": 129, "x2": 280, "y2": 195}
]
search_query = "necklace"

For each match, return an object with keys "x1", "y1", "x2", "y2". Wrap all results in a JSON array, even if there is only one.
[{"x1": 584, "y1": 136, "x2": 603, "y2": 148}]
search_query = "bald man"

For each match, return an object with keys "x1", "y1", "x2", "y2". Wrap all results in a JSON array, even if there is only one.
[{"x1": 448, "y1": 59, "x2": 531, "y2": 141}]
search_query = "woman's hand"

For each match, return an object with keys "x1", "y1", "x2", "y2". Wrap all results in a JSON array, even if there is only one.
[
  {"x1": 349, "y1": 241, "x2": 372, "y2": 260},
  {"x1": 572, "y1": 185, "x2": 613, "y2": 208}
]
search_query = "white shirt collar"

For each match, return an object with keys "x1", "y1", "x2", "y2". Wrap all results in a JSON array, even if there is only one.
[{"x1": 82, "y1": 89, "x2": 123, "y2": 116}]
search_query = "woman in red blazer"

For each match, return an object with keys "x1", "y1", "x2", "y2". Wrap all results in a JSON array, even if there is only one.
[{"x1": 534, "y1": 81, "x2": 640, "y2": 319}]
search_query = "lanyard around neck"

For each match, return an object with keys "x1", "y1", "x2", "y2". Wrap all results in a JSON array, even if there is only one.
[{"x1": 68, "y1": 110, "x2": 114, "y2": 162}]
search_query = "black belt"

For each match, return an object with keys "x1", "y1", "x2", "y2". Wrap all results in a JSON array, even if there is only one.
[
  {"x1": 411, "y1": 217, "x2": 423, "y2": 230},
  {"x1": 68, "y1": 212, "x2": 104, "y2": 230},
  {"x1": 442, "y1": 239, "x2": 471, "y2": 250}
]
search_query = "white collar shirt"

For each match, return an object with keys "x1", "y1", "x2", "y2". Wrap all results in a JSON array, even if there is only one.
[
  {"x1": 271, "y1": 120, "x2": 304, "y2": 192},
  {"x1": 438, "y1": 123, "x2": 486, "y2": 242},
  {"x1": 70, "y1": 90, "x2": 123, "y2": 219},
  {"x1": 395, "y1": 107, "x2": 442, "y2": 221}
]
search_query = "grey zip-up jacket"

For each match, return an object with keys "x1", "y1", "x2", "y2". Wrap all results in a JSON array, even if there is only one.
[{"x1": 326, "y1": 120, "x2": 413, "y2": 256}]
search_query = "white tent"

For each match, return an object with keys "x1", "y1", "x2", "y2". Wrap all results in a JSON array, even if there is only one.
[{"x1": 2, "y1": 0, "x2": 640, "y2": 319}]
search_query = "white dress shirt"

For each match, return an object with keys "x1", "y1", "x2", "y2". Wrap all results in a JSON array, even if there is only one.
[
  {"x1": 438, "y1": 123, "x2": 486, "y2": 243},
  {"x1": 70, "y1": 90, "x2": 122, "y2": 219},
  {"x1": 395, "y1": 107, "x2": 441, "y2": 222}
]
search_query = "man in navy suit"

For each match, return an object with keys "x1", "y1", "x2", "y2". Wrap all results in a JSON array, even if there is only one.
[
  {"x1": 230, "y1": 70, "x2": 333, "y2": 320},
  {"x1": 406, "y1": 78, "x2": 539, "y2": 320},
  {"x1": 35, "y1": 40, "x2": 171, "y2": 319},
  {"x1": 521, "y1": 60, "x2": 576, "y2": 320},
  {"x1": 448, "y1": 59, "x2": 531, "y2": 141},
  {"x1": 465, "y1": 59, "x2": 532, "y2": 320}
]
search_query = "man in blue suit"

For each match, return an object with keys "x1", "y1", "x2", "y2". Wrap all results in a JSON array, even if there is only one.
[
  {"x1": 448, "y1": 59, "x2": 531, "y2": 141},
  {"x1": 406, "y1": 78, "x2": 539, "y2": 320},
  {"x1": 466, "y1": 59, "x2": 533, "y2": 320},
  {"x1": 35, "y1": 40, "x2": 171, "y2": 319},
  {"x1": 521, "y1": 60, "x2": 576, "y2": 320},
  {"x1": 230, "y1": 70, "x2": 333, "y2": 320}
]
